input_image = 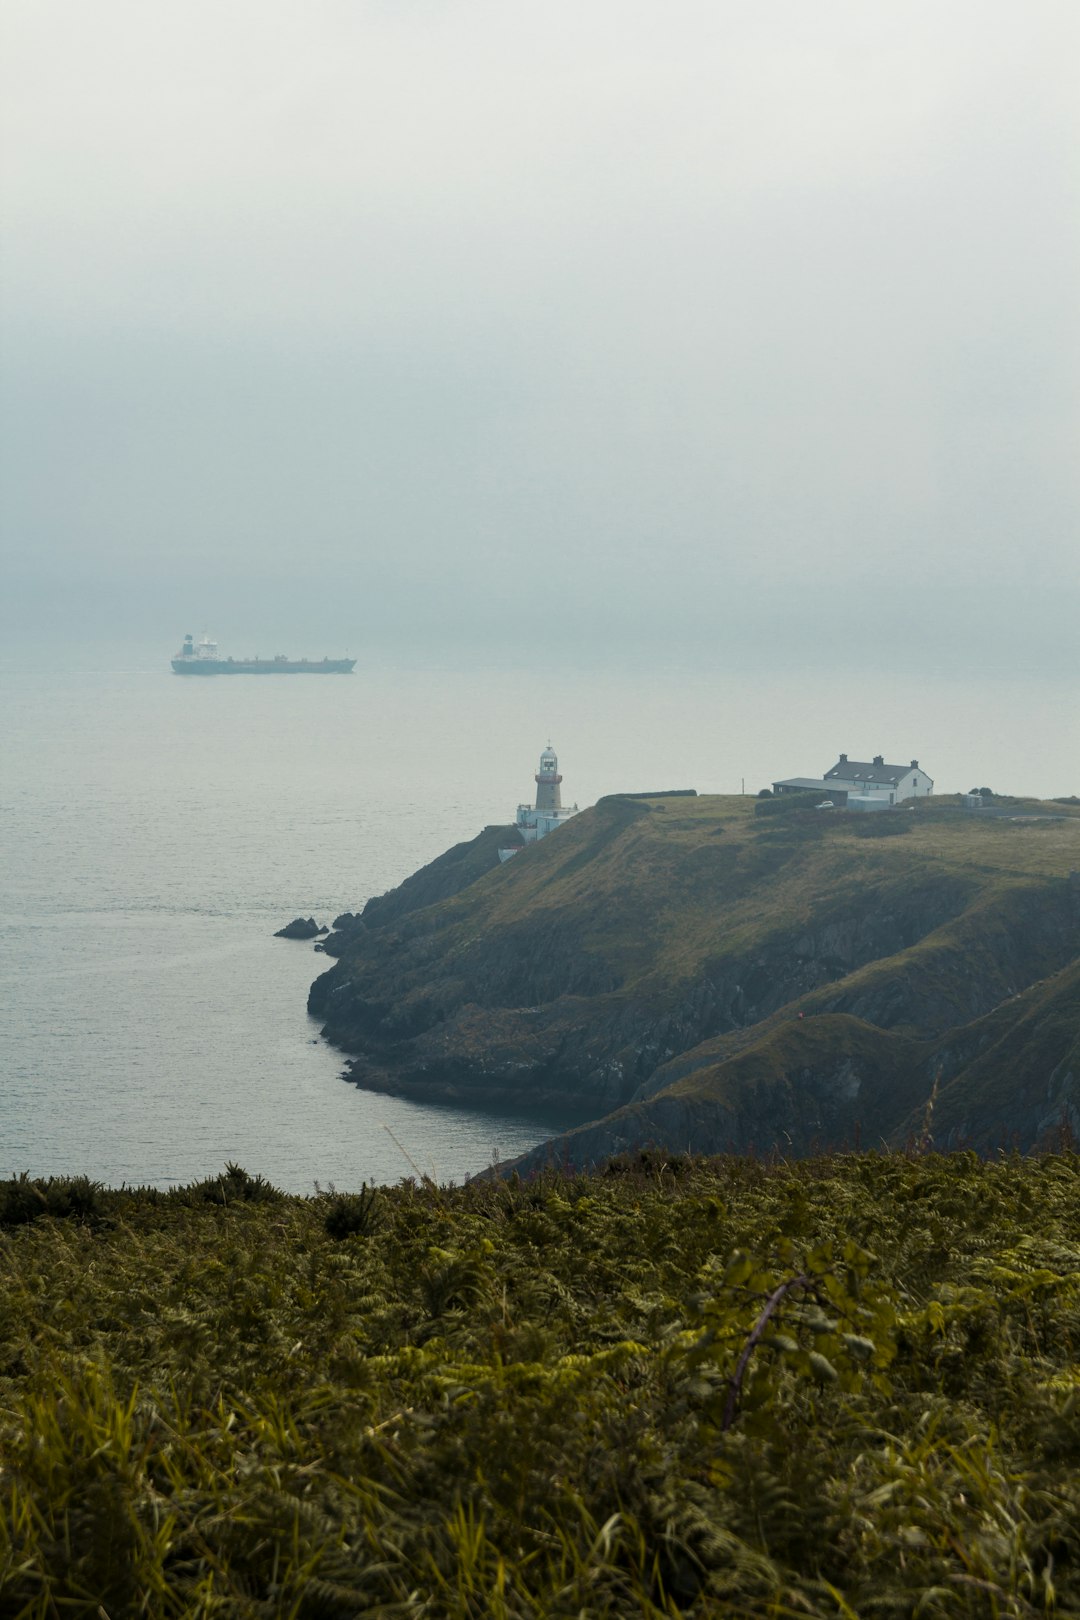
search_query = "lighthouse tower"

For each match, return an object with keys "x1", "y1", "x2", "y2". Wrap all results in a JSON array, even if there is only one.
[
  {"x1": 500, "y1": 742, "x2": 580, "y2": 859},
  {"x1": 534, "y1": 744, "x2": 563, "y2": 814}
]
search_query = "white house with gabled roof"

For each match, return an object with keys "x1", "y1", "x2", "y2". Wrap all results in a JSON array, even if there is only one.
[{"x1": 773, "y1": 754, "x2": 933, "y2": 807}]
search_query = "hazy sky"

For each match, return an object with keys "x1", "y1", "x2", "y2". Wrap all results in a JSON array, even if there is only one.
[{"x1": 2, "y1": 1, "x2": 1078, "y2": 667}]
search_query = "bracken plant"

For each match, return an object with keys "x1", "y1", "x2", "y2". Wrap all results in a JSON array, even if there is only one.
[{"x1": 0, "y1": 1150, "x2": 1077, "y2": 1617}]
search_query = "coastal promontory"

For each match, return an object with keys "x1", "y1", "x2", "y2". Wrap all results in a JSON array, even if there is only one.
[{"x1": 309, "y1": 794, "x2": 1080, "y2": 1164}]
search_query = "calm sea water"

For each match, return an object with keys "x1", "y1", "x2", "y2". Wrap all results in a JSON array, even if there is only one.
[{"x1": 1, "y1": 646, "x2": 1075, "y2": 1190}]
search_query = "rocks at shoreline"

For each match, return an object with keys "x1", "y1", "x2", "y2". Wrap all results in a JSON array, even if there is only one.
[{"x1": 274, "y1": 917, "x2": 328, "y2": 941}]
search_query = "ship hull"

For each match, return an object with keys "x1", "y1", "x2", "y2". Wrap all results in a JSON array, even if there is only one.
[{"x1": 172, "y1": 659, "x2": 356, "y2": 675}]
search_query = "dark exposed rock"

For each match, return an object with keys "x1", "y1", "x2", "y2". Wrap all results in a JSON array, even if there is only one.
[
  {"x1": 505, "y1": 957, "x2": 1080, "y2": 1175},
  {"x1": 360, "y1": 824, "x2": 521, "y2": 929},
  {"x1": 317, "y1": 827, "x2": 521, "y2": 958},
  {"x1": 275, "y1": 917, "x2": 325, "y2": 940}
]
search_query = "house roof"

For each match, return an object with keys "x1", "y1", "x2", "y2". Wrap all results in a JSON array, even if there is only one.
[
  {"x1": 772, "y1": 777, "x2": 836, "y2": 792},
  {"x1": 824, "y1": 759, "x2": 926, "y2": 785}
]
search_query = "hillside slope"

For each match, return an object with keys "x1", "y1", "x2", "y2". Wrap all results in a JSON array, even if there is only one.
[{"x1": 310, "y1": 795, "x2": 1080, "y2": 1159}]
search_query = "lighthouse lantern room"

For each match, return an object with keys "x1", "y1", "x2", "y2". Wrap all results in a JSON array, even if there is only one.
[{"x1": 534, "y1": 745, "x2": 563, "y2": 814}]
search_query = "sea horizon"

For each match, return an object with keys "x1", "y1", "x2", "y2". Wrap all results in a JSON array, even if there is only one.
[{"x1": 2, "y1": 637, "x2": 1076, "y2": 1191}]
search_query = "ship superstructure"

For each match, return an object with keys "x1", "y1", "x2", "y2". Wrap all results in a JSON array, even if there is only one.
[{"x1": 171, "y1": 635, "x2": 355, "y2": 674}]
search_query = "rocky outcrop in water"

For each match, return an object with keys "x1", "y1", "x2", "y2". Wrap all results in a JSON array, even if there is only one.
[{"x1": 275, "y1": 918, "x2": 327, "y2": 940}]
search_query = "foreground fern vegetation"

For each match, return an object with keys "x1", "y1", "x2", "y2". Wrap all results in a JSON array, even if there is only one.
[{"x1": 1, "y1": 1153, "x2": 1078, "y2": 1617}]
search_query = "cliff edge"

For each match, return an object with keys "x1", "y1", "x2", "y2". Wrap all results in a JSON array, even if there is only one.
[{"x1": 309, "y1": 794, "x2": 1080, "y2": 1161}]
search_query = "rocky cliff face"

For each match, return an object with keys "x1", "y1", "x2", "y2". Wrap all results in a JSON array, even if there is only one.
[
  {"x1": 310, "y1": 795, "x2": 1080, "y2": 1160},
  {"x1": 318, "y1": 824, "x2": 520, "y2": 958},
  {"x1": 506, "y1": 956, "x2": 1080, "y2": 1177}
]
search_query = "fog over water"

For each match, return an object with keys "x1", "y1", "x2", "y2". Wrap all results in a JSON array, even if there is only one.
[
  {"x1": 2, "y1": 2, "x2": 1078, "y2": 671},
  {"x1": 1, "y1": 6, "x2": 1077, "y2": 1184}
]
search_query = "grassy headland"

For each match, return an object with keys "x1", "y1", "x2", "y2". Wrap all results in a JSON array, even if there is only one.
[{"x1": 311, "y1": 795, "x2": 1080, "y2": 1162}]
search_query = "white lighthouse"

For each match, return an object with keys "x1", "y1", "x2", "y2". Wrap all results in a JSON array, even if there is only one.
[{"x1": 499, "y1": 743, "x2": 580, "y2": 860}]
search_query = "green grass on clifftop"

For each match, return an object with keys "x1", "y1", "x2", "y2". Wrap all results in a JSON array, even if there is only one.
[{"x1": 481, "y1": 794, "x2": 1079, "y2": 982}]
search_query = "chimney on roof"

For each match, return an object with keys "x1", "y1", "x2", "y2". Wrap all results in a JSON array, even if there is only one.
[
  {"x1": 839, "y1": 753, "x2": 848, "y2": 763},
  {"x1": 873, "y1": 755, "x2": 884, "y2": 766},
  {"x1": 911, "y1": 759, "x2": 918, "y2": 768}
]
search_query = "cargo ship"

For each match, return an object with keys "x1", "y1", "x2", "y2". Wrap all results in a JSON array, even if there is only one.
[{"x1": 171, "y1": 635, "x2": 356, "y2": 675}]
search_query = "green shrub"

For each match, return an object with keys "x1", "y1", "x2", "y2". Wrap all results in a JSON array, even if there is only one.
[
  {"x1": 322, "y1": 1183, "x2": 381, "y2": 1239},
  {"x1": 0, "y1": 1172, "x2": 105, "y2": 1227},
  {"x1": 188, "y1": 1162, "x2": 284, "y2": 1205}
]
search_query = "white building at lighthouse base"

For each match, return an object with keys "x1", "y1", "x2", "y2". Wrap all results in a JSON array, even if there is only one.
[{"x1": 499, "y1": 745, "x2": 579, "y2": 860}]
